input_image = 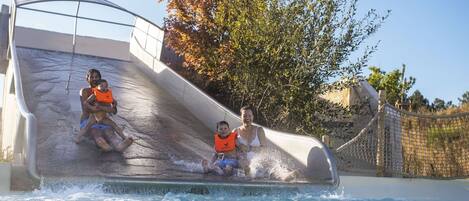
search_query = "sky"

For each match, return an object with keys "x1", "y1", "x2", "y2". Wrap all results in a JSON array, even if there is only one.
[
  {"x1": 358, "y1": 0, "x2": 469, "y2": 104},
  {"x1": 1, "y1": 0, "x2": 468, "y2": 104}
]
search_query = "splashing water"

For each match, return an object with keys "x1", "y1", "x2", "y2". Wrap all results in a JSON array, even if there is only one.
[
  {"x1": 248, "y1": 149, "x2": 298, "y2": 180},
  {"x1": 1, "y1": 176, "x2": 465, "y2": 201},
  {"x1": 172, "y1": 159, "x2": 205, "y2": 173}
]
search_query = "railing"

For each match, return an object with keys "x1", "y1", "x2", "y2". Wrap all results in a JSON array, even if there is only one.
[
  {"x1": 335, "y1": 90, "x2": 469, "y2": 178},
  {"x1": 1, "y1": 0, "x2": 39, "y2": 181},
  {"x1": 2, "y1": 40, "x2": 39, "y2": 181}
]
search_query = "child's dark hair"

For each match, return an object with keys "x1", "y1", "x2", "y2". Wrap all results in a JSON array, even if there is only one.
[
  {"x1": 96, "y1": 79, "x2": 108, "y2": 85},
  {"x1": 216, "y1": 120, "x2": 229, "y2": 129}
]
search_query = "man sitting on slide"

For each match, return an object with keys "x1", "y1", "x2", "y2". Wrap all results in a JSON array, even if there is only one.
[{"x1": 78, "y1": 68, "x2": 133, "y2": 152}]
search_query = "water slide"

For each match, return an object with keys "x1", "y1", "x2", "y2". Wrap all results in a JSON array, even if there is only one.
[{"x1": 1, "y1": 0, "x2": 338, "y2": 190}]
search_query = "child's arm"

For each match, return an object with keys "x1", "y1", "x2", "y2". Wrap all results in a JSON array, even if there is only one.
[
  {"x1": 84, "y1": 94, "x2": 98, "y2": 111},
  {"x1": 210, "y1": 145, "x2": 218, "y2": 163}
]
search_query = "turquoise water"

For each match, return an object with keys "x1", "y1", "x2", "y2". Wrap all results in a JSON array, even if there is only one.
[
  {"x1": 0, "y1": 176, "x2": 467, "y2": 201},
  {"x1": 0, "y1": 185, "x2": 390, "y2": 201}
]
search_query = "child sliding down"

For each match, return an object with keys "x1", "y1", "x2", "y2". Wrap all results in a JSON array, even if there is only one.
[
  {"x1": 75, "y1": 79, "x2": 129, "y2": 144},
  {"x1": 202, "y1": 121, "x2": 240, "y2": 176}
]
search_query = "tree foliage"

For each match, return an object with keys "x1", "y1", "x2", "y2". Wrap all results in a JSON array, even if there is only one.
[
  {"x1": 458, "y1": 91, "x2": 469, "y2": 105},
  {"x1": 431, "y1": 98, "x2": 446, "y2": 112},
  {"x1": 366, "y1": 65, "x2": 415, "y2": 105},
  {"x1": 408, "y1": 90, "x2": 429, "y2": 112},
  {"x1": 162, "y1": 0, "x2": 388, "y2": 136}
]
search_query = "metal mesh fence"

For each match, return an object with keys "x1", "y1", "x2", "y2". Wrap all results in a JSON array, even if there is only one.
[{"x1": 335, "y1": 103, "x2": 469, "y2": 178}]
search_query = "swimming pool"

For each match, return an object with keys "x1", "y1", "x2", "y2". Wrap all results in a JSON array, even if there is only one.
[{"x1": 0, "y1": 176, "x2": 467, "y2": 201}]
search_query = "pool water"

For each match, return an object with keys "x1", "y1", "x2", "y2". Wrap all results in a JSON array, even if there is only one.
[{"x1": 0, "y1": 176, "x2": 467, "y2": 201}]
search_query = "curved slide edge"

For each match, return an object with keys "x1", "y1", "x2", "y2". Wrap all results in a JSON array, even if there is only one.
[
  {"x1": 130, "y1": 18, "x2": 339, "y2": 187},
  {"x1": 2, "y1": 40, "x2": 40, "y2": 185}
]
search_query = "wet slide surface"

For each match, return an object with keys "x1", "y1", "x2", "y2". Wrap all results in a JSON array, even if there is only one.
[{"x1": 18, "y1": 47, "x2": 221, "y2": 181}]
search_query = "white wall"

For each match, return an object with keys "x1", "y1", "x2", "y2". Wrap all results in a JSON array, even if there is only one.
[
  {"x1": 15, "y1": 26, "x2": 130, "y2": 61},
  {"x1": 0, "y1": 74, "x2": 4, "y2": 107},
  {"x1": 1, "y1": 61, "x2": 19, "y2": 158}
]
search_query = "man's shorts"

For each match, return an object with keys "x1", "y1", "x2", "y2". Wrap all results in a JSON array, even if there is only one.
[
  {"x1": 80, "y1": 118, "x2": 111, "y2": 130},
  {"x1": 215, "y1": 158, "x2": 239, "y2": 169}
]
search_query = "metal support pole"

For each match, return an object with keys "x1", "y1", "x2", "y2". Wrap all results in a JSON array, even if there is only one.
[
  {"x1": 66, "y1": 1, "x2": 80, "y2": 94},
  {"x1": 72, "y1": 1, "x2": 81, "y2": 54},
  {"x1": 376, "y1": 90, "x2": 386, "y2": 176},
  {"x1": 7, "y1": 0, "x2": 17, "y2": 60}
]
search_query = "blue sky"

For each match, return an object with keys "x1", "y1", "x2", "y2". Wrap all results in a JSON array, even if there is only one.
[
  {"x1": 1, "y1": 0, "x2": 468, "y2": 104},
  {"x1": 359, "y1": 0, "x2": 469, "y2": 104}
]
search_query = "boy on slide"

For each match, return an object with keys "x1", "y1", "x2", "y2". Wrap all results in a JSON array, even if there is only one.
[{"x1": 202, "y1": 121, "x2": 240, "y2": 176}]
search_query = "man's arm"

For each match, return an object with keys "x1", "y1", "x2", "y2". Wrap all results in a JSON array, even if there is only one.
[{"x1": 236, "y1": 136, "x2": 249, "y2": 153}]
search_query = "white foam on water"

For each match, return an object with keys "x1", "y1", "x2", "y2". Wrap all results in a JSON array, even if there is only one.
[
  {"x1": 0, "y1": 181, "x2": 455, "y2": 201},
  {"x1": 319, "y1": 187, "x2": 346, "y2": 200},
  {"x1": 248, "y1": 149, "x2": 297, "y2": 180},
  {"x1": 171, "y1": 158, "x2": 205, "y2": 173}
]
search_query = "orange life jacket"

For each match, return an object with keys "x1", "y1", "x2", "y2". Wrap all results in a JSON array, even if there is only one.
[
  {"x1": 214, "y1": 132, "x2": 237, "y2": 153},
  {"x1": 92, "y1": 88, "x2": 113, "y2": 104}
]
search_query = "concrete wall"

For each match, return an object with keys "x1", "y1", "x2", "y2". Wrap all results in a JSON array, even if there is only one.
[
  {"x1": 129, "y1": 17, "x2": 338, "y2": 185},
  {"x1": 15, "y1": 26, "x2": 130, "y2": 61},
  {"x1": 321, "y1": 81, "x2": 378, "y2": 108},
  {"x1": 321, "y1": 81, "x2": 379, "y2": 148},
  {"x1": 0, "y1": 162, "x2": 11, "y2": 193}
]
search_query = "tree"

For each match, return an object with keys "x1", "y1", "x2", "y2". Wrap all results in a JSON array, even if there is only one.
[
  {"x1": 458, "y1": 91, "x2": 469, "y2": 105},
  {"x1": 366, "y1": 65, "x2": 416, "y2": 106},
  {"x1": 445, "y1": 101, "x2": 455, "y2": 109},
  {"x1": 162, "y1": 0, "x2": 388, "y2": 136},
  {"x1": 408, "y1": 90, "x2": 429, "y2": 112},
  {"x1": 432, "y1": 98, "x2": 446, "y2": 112}
]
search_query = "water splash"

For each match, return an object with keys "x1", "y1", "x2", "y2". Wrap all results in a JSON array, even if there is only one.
[
  {"x1": 248, "y1": 149, "x2": 298, "y2": 180},
  {"x1": 319, "y1": 187, "x2": 346, "y2": 200},
  {"x1": 172, "y1": 159, "x2": 205, "y2": 173}
]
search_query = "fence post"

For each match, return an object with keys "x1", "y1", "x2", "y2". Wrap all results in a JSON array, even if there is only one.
[
  {"x1": 376, "y1": 90, "x2": 386, "y2": 176},
  {"x1": 322, "y1": 134, "x2": 331, "y2": 148}
]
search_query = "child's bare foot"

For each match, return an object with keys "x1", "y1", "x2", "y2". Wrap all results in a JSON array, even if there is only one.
[
  {"x1": 116, "y1": 126, "x2": 125, "y2": 136},
  {"x1": 115, "y1": 137, "x2": 133, "y2": 152},
  {"x1": 74, "y1": 135, "x2": 82, "y2": 144},
  {"x1": 74, "y1": 130, "x2": 85, "y2": 144},
  {"x1": 224, "y1": 166, "x2": 234, "y2": 176},
  {"x1": 213, "y1": 166, "x2": 224, "y2": 176},
  {"x1": 95, "y1": 137, "x2": 112, "y2": 152}
]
